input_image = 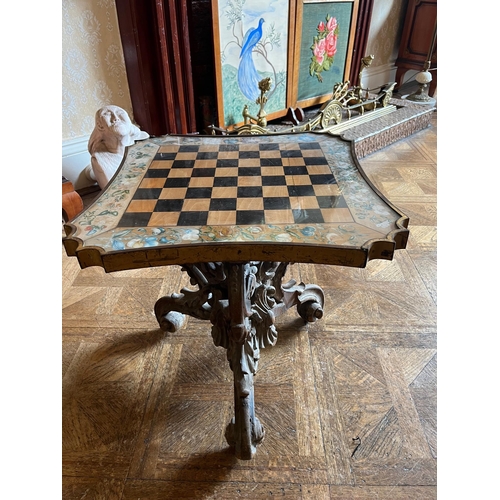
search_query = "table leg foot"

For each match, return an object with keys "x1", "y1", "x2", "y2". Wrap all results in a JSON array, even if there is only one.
[
  {"x1": 224, "y1": 342, "x2": 265, "y2": 460},
  {"x1": 158, "y1": 311, "x2": 186, "y2": 333},
  {"x1": 279, "y1": 280, "x2": 325, "y2": 323},
  {"x1": 154, "y1": 278, "x2": 212, "y2": 331},
  {"x1": 298, "y1": 300, "x2": 323, "y2": 322}
]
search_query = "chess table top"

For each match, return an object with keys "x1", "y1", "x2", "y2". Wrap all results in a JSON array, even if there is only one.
[{"x1": 63, "y1": 132, "x2": 409, "y2": 272}]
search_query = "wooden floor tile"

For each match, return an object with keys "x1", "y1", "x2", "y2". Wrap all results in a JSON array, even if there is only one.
[
  {"x1": 63, "y1": 476, "x2": 125, "y2": 500},
  {"x1": 329, "y1": 486, "x2": 437, "y2": 499}
]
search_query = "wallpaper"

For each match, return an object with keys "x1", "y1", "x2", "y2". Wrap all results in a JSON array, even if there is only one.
[
  {"x1": 365, "y1": 0, "x2": 406, "y2": 71},
  {"x1": 62, "y1": 0, "x2": 133, "y2": 141}
]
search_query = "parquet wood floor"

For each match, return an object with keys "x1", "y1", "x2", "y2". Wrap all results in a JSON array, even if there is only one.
[{"x1": 62, "y1": 111, "x2": 437, "y2": 499}]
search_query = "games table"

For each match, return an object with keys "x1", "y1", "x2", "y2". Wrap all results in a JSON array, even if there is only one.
[{"x1": 63, "y1": 131, "x2": 409, "y2": 460}]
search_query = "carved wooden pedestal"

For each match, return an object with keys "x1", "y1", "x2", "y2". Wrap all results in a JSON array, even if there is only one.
[{"x1": 154, "y1": 261, "x2": 324, "y2": 460}]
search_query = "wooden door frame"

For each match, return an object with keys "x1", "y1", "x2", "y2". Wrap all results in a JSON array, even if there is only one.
[
  {"x1": 115, "y1": 0, "x2": 197, "y2": 136},
  {"x1": 348, "y1": 0, "x2": 374, "y2": 87}
]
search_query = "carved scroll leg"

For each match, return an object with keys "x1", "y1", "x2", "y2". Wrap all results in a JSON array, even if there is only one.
[
  {"x1": 155, "y1": 296, "x2": 186, "y2": 332},
  {"x1": 296, "y1": 285, "x2": 325, "y2": 323},
  {"x1": 223, "y1": 263, "x2": 265, "y2": 460},
  {"x1": 225, "y1": 342, "x2": 265, "y2": 460},
  {"x1": 154, "y1": 290, "x2": 211, "y2": 333},
  {"x1": 157, "y1": 310, "x2": 186, "y2": 333},
  {"x1": 277, "y1": 280, "x2": 325, "y2": 323}
]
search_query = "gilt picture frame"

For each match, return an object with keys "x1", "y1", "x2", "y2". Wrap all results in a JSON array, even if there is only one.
[
  {"x1": 291, "y1": 0, "x2": 359, "y2": 109},
  {"x1": 211, "y1": 0, "x2": 296, "y2": 129}
]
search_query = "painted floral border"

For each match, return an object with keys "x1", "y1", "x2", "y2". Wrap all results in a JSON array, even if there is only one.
[{"x1": 65, "y1": 133, "x2": 402, "y2": 253}]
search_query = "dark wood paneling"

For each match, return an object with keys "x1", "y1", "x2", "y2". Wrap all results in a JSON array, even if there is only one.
[
  {"x1": 349, "y1": 0, "x2": 375, "y2": 87},
  {"x1": 395, "y1": 0, "x2": 437, "y2": 96},
  {"x1": 115, "y1": 0, "x2": 197, "y2": 136},
  {"x1": 187, "y1": 0, "x2": 217, "y2": 132}
]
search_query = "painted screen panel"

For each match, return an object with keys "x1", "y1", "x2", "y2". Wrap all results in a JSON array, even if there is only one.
[
  {"x1": 216, "y1": 0, "x2": 290, "y2": 126},
  {"x1": 297, "y1": 1, "x2": 353, "y2": 102}
]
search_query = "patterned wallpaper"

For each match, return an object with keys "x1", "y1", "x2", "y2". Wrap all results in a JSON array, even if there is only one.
[
  {"x1": 365, "y1": 0, "x2": 406, "y2": 70},
  {"x1": 62, "y1": 0, "x2": 133, "y2": 141}
]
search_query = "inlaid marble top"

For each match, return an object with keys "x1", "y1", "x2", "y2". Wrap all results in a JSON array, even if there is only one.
[{"x1": 63, "y1": 132, "x2": 409, "y2": 272}]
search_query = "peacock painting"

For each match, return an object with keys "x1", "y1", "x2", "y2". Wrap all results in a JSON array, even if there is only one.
[
  {"x1": 238, "y1": 18, "x2": 265, "y2": 101},
  {"x1": 214, "y1": 0, "x2": 289, "y2": 127}
]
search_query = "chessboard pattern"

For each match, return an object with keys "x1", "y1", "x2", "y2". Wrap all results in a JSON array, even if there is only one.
[
  {"x1": 62, "y1": 113, "x2": 437, "y2": 499},
  {"x1": 116, "y1": 141, "x2": 350, "y2": 228}
]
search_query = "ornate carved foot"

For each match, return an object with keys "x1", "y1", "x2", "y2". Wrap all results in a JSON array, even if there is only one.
[
  {"x1": 154, "y1": 263, "x2": 222, "y2": 331},
  {"x1": 281, "y1": 280, "x2": 324, "y2": 323},
  {"x1": 224, "y1": 342, "x2": 265, "y2": 460},
  {"x1": 157, "y1": 311, "x2": 186, "y2": 333},
  {"x1": 153, "y1": 261, "x2": 325, "y2": 459}
]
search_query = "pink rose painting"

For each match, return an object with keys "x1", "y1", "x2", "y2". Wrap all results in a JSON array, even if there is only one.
[{"x1": 309, "y1": 14, "x2": 339, "y2": 82}]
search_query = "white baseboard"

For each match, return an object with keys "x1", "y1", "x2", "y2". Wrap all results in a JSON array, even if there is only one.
[
  {"x1": 360, "y1": 63, "x2": 397, "y2": 91},
  {"x1": 62, "y1": 135, "x2": 95, "y2": 191}
]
